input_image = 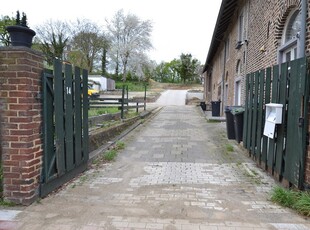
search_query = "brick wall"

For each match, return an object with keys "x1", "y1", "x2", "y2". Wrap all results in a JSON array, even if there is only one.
[
  {"x1": 205, "y1": 0, "x2": 310, "y2": 188},
  {"x1": 305, "y1": 101, "x2": 310, "y2": 186},
  {"x1": 0, "y1": 47, "x2": 44, "y2": 205}
]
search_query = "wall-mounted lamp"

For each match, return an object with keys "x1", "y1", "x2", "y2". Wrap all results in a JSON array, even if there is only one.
[{"x1": 260, "y1": 45, "x2": 266, "y2": 53}]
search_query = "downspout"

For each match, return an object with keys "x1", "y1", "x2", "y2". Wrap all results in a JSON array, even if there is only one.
[
  {"x1": 222, "y1": 46, "x2": 226, "y2": 115},
  {"x1": 299, "y1": 0, "x2": 307, "y2": 58},
  {"x1": 244, "y1": 0, "x2": 250, "y2": 106}
]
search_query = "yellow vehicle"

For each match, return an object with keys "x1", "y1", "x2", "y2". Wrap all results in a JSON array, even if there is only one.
[{"x1": 88, "y1": 83, "x2": 100, "y2": 99}]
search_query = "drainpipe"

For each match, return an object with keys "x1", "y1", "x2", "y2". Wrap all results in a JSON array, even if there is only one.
[
  {"x1": 244, "y1": 0, "x2": 250, "y2": 106},
  {"x1": 222, "y1": 46, "x2": 226, "y2": 115},
  {"x1": 299, "y1": 0, "x2": 307, "y2": 58}
]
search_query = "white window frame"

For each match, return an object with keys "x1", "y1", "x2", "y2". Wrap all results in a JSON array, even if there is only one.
[
  {"x1": 225, "y1": 36, "x2": 230, "y2": 62},
  {"x1": 235, "y1": 77, "x2": 242, "y2": 106},
  {"x1": 238, "y1": 12, "x2": 244, "y2": 42},
  {"x1": 278, "y1": 9, "x2": 301, "y2": 63}
]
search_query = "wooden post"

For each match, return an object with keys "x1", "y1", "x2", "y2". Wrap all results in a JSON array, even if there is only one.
[
  {"x1": 144, "y1": 84, "x2": 147, "y2": 111},
  {"x1": 121, "y1": 85, "x2": 125, "y2": 119}
]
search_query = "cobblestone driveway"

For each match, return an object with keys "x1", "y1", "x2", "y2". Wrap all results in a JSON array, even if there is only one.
[{"x1": 1, "y1": 106, "x2": 310, "y2": 230}]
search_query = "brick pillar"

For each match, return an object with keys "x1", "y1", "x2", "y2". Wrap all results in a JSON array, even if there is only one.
[{"x1": 0, "y1": 47, "x2": 44, "y2": 205}]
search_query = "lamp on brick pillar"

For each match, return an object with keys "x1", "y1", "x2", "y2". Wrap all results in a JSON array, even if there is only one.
[{"x1": 0, "y1": 47, "x2": 44, "y2": 205}]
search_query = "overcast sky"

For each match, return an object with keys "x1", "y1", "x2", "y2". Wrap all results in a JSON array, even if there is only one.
[{"x1": 1, "y1": 0, "x2": 222, "y2": 64}]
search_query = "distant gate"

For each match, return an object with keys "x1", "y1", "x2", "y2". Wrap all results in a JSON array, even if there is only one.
[
  {"x1": 243, "y1": 57, "x2": 309, "y2": 188},
  {"x1": 40, "y1": 59, "x2": 89, "y2": 197}
]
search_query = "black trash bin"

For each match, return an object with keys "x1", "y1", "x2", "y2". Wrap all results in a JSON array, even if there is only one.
[
  {"x1": 225, "y1": 106, "x2": 235, "y2": 139},
  {"x1": 200, "y1": 101, "x2": 206, "y2": 111},
  {"x1": 232, "y1": 108, "x2": 245, "y2": 143},
  {"x1": 211, "y1": 100, "x2": 221, "y2": 117}
]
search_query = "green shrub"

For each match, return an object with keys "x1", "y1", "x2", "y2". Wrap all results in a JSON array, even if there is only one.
[
  {"x1": 294, "y1": 192, "x2": 310, "y2": 216},
  {"x1": 270, "y1": 186, "x2": 299, "y2": 208},
  {"x1": 226, "y1": 144, "x2": 234, "y2": 152},
  {"x1": 270, "y1": 186, "x2": 310, "y2": 216},
  {"x1": 115, "y1": 141, "x2": 125, "y2": 150},
  {"x1": 103, "y1": 149, "x2": 117, "y2": 161}
]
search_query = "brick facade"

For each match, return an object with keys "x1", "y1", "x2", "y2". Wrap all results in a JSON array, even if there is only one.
[
  {"x1": 204, "y1": 0, "x2": 310, "y2": 187},
  {"x1": 0, "y1": 47, "x2": 44, "y2": 205}
]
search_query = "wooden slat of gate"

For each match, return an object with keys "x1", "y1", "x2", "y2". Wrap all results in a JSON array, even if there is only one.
[
  {"x1": 300, "y1": 58, "x2": 310, "y2": 186},
  {"x1": 74, "y1": 67, "x2": 83, "y2": 164},
  {"x1": 267, "y1": 65, "x2": 280, "y2": 171},
  {"x1": 251, "y1": 71, "x2": 259, "y2": 158},
  {"x1": 274, "y1": 62, "x2": 288, "y2": 178},
  {"x1": 256, "y1": 69, "x2": 265, "y2": 162},
  {"x1": 284, "y1": 58, "x2": 306, "y2": 187},
  {"x1": 261, "y1": 68, "x2": 271, "y2": 164},
  {"x1": 43, "y1": 72, "x2": 56, "y2": 182},
  {"x1": 247, "y1": 73, "x2": 255, "y2": 154},
  {"x1": 82, "y1": 69, "x2": 89, "y2": 161},
  {"x1": 54, "y1": 59, "x2": 66, "y2": 176},
  {"x1": 243, "y1": 74, "x2": 250, "y2": 149},
  {"x1": 65, "y1": 64, "x2": 75, "y2": 171}
]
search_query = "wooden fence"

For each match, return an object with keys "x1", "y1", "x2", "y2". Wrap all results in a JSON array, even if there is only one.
[
  {"x1": 89, "y1": 85, "x2": 146, "y2": 119},
  {"x1": 243, "y1": 57, "x2": 309, "y2": 188}
]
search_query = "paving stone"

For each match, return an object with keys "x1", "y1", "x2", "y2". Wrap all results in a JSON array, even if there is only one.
[{"x1": 3, "y1": 105, "x2": 310, "y2": 230}]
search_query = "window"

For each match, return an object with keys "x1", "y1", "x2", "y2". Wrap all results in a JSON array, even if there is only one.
[
  {"x1": 279, "y1": 9, "x2": 302, "y2": 63},
  {"x1": 235, "y1": 60, "x2": 242, "y2": 105},
  {"x1": 284, "y1": 10, "x2": 301, "y2": 43},
  {"x1": 238, "y1": 12, "x2": 244, "y2": 42},
  {"x1": 236, "y1": 60, "x2": 241, "y2": 75},
  {"x1": 225, "y1": 37, "x2": 230, "y2": 61},
  {"x1": 235, "y1": 80, "x2": 242, "y2": 105},
  {"x1": 224, "y1": 83, "x2": 229, "y2": 105}
]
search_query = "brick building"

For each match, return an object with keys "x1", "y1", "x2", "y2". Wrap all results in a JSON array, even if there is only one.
[
  {"x1": 202, "y1": 0, "x2": 310, "y2": 188},
  {"x1": 203, "y1": 0, "x2": 309, "y2": 111}
]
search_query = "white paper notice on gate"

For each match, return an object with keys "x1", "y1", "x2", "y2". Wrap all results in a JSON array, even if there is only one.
[{"x1": 263, "y1": 121, "x2": 276, "y2": 139}]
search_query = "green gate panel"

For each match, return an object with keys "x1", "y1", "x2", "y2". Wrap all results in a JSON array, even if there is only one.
[
  {"x1": 247, "y1": 73, "x2": 255, "y2": 153},
  {"x1": 54, "y1": 59, "x2": 66, "y2": 176},
  {"x1": 243, "y1": 58, "x2": 308, "y2": 187},
  {"x1": 82, "y1": 69, "x2": 89, "y2": 161},
  {"x1": 243, "y1": 74, "x2": 250, "y2": 149},
  {"x1": 74, "y1": 67, "x2": 83, "y2": 164},
  {"x1": 65, "y1": 64, "x2": 75, "y2": 171},
  {"x1": 40, "y1": 59, "x2": 89, "y2": 197},
  {"x1": 256, "y1": 69, "x2": 265, "y2": 162},
  {"x1": 261, "y1": 68, "x2": 271, "y2": 164},
  {"x1": 251, "y1": 71, "x2": 259, "y2": 157},
  {"x1": 42, "y1": 72, "x2": 57, "y2": 182},
  {"x1": 284, "y1": 57, "x2": 307, "y2": 187},
  {"x1": 274, "y1": 62, "x2": 288, "y2": 177}
]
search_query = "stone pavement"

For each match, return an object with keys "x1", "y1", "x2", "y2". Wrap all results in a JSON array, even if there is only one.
[{"x1": 1, "y1": 105, "x2": 310, "y2": 230}]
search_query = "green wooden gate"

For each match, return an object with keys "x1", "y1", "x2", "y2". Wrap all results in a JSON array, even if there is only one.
[
  {"x1": 243, "y1": 57, "x2": 309, "y2": 188},
  {"x1": 40, "y1": 59, "x2": 89, "y2": 197}
]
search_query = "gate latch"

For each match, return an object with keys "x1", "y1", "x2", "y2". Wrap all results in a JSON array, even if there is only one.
[{"x1": 298, "y1": 117, "x2": 304, "y2": 127}]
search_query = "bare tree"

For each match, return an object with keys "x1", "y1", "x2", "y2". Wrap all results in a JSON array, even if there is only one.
[
  {"x1": 35, "y1": 20, "x2": 71, "y2": 65},
  {"x1": 71, "y1": 19, "x2": 108, "y2": 73},
  {"x1": 106, "y1": 9, "x2": 153, "y2": 81}
]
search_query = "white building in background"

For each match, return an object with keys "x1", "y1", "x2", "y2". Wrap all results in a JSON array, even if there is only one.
[{"x1": 88, "y1": 75, "x2": 115, "y2": 91}]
